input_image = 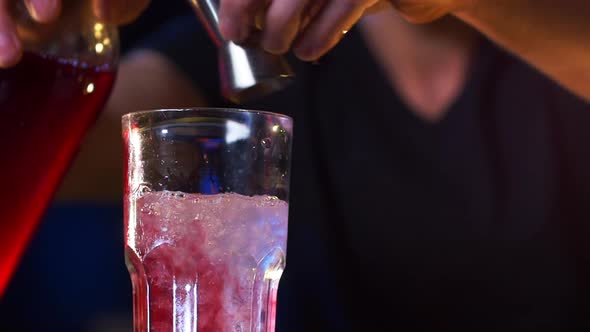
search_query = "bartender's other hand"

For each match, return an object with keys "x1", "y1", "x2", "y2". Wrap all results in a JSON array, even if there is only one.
[
  {"x1": 219, "y1": 0, "x2": 381, "y2": 61},
  {"x1": 390, "y1": 0, "x2": 475, "y2": 23},
  {"x1": 218, "y1": 0, "x2": 475, "y2": 62},
  {"x1": 0, "y1": 0, "x2": 149, "y2": 67}
]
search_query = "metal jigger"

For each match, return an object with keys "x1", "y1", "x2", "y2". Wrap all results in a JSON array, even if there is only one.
[{"x1": 189, "y1": 0, "x2": 295, "y2": 104}]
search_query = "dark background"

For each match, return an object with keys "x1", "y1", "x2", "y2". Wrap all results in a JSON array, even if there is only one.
[
  {"x1": 119, "y1": 0, "x2": 192, "y2": 55},
  {"x1": 0, "y1": 1, "x2": 192, "y2": 331}
]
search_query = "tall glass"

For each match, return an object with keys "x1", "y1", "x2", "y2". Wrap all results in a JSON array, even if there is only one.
[{"x1": 123, "y1": 108, "x2": 293, "y2": 331}]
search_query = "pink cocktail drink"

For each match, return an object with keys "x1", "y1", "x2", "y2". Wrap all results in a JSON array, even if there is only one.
[
  {"x1": 125, "y1": 191, "x2": 288, "y2": 331},
  {"x1": 123, "y1": 108, "x2": 293, "y2": 332}
]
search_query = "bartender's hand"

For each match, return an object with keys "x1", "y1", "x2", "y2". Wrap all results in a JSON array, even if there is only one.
[
  {"x1": 0, "y1": 0, "x2": 149, "y2": 67},
  {"x1": 219, "y1": 0, "x2": 475, "y2": 61}
]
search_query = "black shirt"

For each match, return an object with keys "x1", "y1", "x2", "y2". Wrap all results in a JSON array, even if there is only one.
[{"x1": 139, "y1": 14, "x2": 590, "y2": 331}]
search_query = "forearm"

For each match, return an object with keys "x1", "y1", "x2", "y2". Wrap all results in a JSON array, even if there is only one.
[{"x1": 456, "y1": 0, "x2": 590, "y2": 101}]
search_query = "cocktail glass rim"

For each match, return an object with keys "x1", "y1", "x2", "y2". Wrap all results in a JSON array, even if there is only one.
[{"x1": 122, "y1": 107, "x2": 293, "y2": 122}]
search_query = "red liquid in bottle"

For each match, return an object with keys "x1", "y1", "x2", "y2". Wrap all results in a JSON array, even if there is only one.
[{"x1": 0, "y1": 52, "x2": 115, "y2": 296}]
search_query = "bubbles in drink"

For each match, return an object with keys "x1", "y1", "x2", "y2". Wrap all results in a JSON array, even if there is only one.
[{"x1": 134, "y1": 184, "x2": 153, "y2": 198}]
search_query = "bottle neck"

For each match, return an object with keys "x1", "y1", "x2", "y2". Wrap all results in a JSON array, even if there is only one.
[{"x1": 12, "y1": 1, "x2": 119, "y2": 65}]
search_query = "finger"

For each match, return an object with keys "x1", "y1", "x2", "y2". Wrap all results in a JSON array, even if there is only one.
[
  {"x1": 0, "y1": 1, "x2": 22, "y2": 67},
  {"x1": 261, "y1": 0, "x2": 309, "y2": 54},
  {"x1": 294, "y1": 0, "x2": 372, "y2": 61},
  {"x1": 219, "y1": 0, "x2": 261, "y2": 42},
  {"x1": 24, "y1": 0, "x2": 61, "y2": 23},
  {"x1": 93, "y1": 0, "x2": 150, "y2": 25},
  {"x1": 299, "y1": 0, "x2": 327, "y2": 33}
]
